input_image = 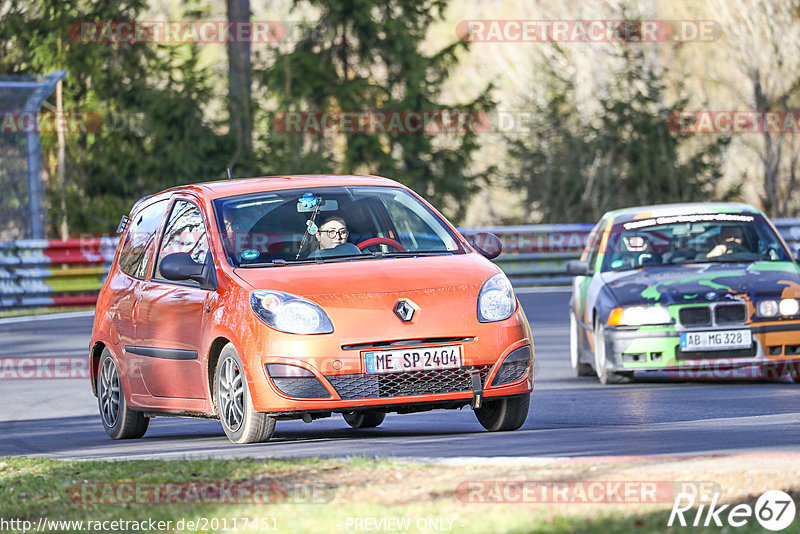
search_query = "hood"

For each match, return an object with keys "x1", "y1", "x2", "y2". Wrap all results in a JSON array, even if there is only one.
[
  {"x1": 232, "y1": 254, "x2": 503, "y2": 340},
  {"x1": 602, "y1": 261, "x2": 800, "y2": 306},
  {"x1": 232, "y1": 253, "x2": 500, "y2": 296}
]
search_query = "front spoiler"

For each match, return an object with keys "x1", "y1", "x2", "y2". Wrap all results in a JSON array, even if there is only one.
[{"x1": 601, "y1": 327, "x2": 800, "y2": 373}]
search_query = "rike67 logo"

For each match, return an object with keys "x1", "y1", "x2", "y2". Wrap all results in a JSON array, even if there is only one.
[{"x1": 669, "y1": 489, "x2": 796, "y2": 531}]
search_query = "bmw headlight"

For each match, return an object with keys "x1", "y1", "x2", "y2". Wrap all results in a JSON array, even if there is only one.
[
  {"x1": 757, "y1": 298, "x2": 799, "y2": 318},
  {"x1": 607, "y1": 306, "x2": 671, "y2": 326},
  {"x1": 478, "y1": 273, "x2": 517, "y2": 322},
  {"x1": 250, "y1": 290, "x2": 334, "y2": 335}
]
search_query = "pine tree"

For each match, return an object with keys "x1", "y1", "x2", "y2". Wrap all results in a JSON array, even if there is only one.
[
  {"x1": 257, "y1": 0, "x2": 494, "y2": 221},
  {"x1": 508, "y1": 45, "x2": 732, "y2": 223}
]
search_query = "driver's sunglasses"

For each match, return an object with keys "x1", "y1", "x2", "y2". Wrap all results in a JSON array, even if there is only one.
[{"x1": 323, "y1": 228, "x2": 349, "y2": 239}]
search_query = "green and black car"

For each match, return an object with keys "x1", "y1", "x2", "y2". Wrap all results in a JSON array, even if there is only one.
[{"x1": 567, "y1": 203, "x2": 800, "y2": 384}]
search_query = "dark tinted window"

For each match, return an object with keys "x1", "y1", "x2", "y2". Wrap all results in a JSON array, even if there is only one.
[
  {"x1": 155, "y1": 200, "x2": 210, "y2": 282},
  {"x1": 601, "y1": 213, "x2": 790, "y2": 271},
  {"x1": 118, "y1": 200, "x2": 168, "y2": 279}
]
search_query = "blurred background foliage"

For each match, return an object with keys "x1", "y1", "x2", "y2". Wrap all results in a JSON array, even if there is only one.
[{"x1": 0, "y1": 0, "x2": 798, "y2": 235}]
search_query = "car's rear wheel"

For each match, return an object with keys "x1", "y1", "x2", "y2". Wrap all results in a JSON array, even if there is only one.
[
  {"x1": 593, "y1": 318, "x2": 633, "y2": 385},
  {"x1": 98, "y1": 348, "x2": 149, "y2": 439},
  {"x1": 570, "y1": 311, "x2": 594, "y2": 377},
  {"x1": 475, "y1": 393, "x2": 530, "y2": 431},
  {"x1": 342, "y1": 410, "x2": 386, "y2": 428},
  {"x1": 215, "y1": 344, "x2": 276, "y2": 444}
]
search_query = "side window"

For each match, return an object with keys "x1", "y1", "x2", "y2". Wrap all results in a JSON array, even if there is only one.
[
  {"x1": 581, "y1": 220, "x2": 605, "y2": 271},
  {"x1": 154, "y1": 200, "x2": 210, "y2": 283},
  {"x1": 118, "y1": 200, "x2": 168, "y2": 280}
]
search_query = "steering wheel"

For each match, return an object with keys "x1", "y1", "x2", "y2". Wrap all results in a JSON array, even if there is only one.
[{"x1": 356, "y1": 237, "x2": 405, "y2": 252}]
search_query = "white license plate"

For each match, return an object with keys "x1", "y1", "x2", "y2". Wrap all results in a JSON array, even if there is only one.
[
  {"x1": 364, "y1": 346, "x2": 462, "y2": 374},
  {"x1": 680, "y1": 329, "x2": 752, "y2": 351}
]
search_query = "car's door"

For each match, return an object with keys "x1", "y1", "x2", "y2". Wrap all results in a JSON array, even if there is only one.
[
  {"x1": 113, "y1": 199, "x2": 170, "y2": 398},
  {"x1": 133, "y1": 197, "x2": 213, "y2": 399}
]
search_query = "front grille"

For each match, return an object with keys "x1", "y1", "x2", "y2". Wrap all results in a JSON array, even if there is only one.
[
  {"x1": 679, "y1": 307, "x2": 712, "y2": 327},
  {"x1": 326, "y1": 365, "x2": 492, "y2": 400},
  {"x1": 270, "y1": 377, "x2": 331, "y2": 399},
  {"x1": 491, "y1": 360, "x2": 528, "y2": 386},
  {"x1": 714, "y1": 303, "x2": 747, "y2": 324}
]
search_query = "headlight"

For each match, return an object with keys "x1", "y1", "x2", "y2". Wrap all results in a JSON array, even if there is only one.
[
  {"x1": 757, "y1": 298, "x2": 798, "y2": 318},
  {"x1": 607, "y1": 306, "x2": 671, "y2": 326},
  {"x1": 478, "y1": 273, "x2": 517, "y2": 322},
  {"x1": 250, "y1": 290, "x2": 334, "y2": 334}
]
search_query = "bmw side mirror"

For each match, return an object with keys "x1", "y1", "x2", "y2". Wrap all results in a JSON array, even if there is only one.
[
  {"x1": 471, "y1": 232, "x2": 502, "y2": 260},
  {"x1": 566, "y1": 260, "x2": 590, "y2": 276},
  {"x1": 160, "y1": 252, "x2": 216, "y2": 289}
]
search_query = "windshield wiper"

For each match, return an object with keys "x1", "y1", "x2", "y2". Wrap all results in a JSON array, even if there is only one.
[{"x1": 378, "y1": 250, "x2": 456, "y2": 257}]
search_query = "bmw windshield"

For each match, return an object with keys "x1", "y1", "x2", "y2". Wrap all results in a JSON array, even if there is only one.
[
  {"x1": 601, "y1": 212, "x2": 791, "y2": 272},
  {"x1": 213, "y1": 186, "x2": 465, "y2": 267}
]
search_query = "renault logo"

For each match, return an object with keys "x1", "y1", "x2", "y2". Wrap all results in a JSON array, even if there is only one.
[{"x1": 394, "y1": 300, "x2": 416, "y2": 322}]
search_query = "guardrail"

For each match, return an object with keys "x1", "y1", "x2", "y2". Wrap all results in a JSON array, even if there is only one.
[{"x1": 2, "y1": 220, "x2": 800, "y2": 310}]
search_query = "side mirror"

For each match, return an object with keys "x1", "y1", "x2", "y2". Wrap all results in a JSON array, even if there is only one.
[
  {"x1": 160, "y1": 252, "x2": 215, "y2": 289},
  {"x1": 566, "y1": 260, "x2": 590, "y2": 276},
  {"x1": 471, "y1": 232, "x2": 502, "y2": 260}
]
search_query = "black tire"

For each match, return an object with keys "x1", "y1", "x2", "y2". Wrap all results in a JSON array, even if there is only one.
[
  {"x1": 215, "y1": 343, "x2": 276, "y2": 444},
  {"x1": 343, "y1": 410, "x2": 386, "y2": 428},
  {"x1": 475, "y1": 393, "x2": 530, "y2": 431},
  {"x1": 593, "y1": 318, "x2": 633, "y2": 385},
  {"x1": 570, "y1": 311, "x2": 594, "y2": 377},
  {"x1": 97, "y1": 348, "x2": 149, "y2": 439}
]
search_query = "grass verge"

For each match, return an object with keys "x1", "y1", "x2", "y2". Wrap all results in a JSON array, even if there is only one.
[{"x1": 1, "y1": 454, "x2": 797, "y2": 533}]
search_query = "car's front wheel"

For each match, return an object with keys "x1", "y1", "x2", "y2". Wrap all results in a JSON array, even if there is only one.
[
  {"x1": 475, "y1": 393, "x2": 530, "y2": 431},
  {"x1": 593, "y1": 318, "x2": 633, "y2": 385},
  {"x1": 570, "y1": 311, "x2": 594, "y2": 377},
  {"x1": 97, "y1": 348, "x2": 149, "y2": 439},
  {"x1": 343, "y1": 410, "x2": 386, "y2": 428},
  {"x1": 215, "y1": 343, "x2": 276, "y2": 444}
]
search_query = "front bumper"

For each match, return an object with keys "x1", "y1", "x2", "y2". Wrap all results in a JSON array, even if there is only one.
[{"x1": 601, "y1": 321, "x2": 800, "y2": 374}]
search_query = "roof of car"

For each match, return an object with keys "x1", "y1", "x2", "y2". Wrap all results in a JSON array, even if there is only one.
[
  {"x1": 131, "y1": 175, "x2": 405, "y2": 211},
  {"x1": 603, "y1": 202, "x2": 765, "y2": 224},
  {"x1": 178, "y1": 175, "x2": 401, "y2": 199}
]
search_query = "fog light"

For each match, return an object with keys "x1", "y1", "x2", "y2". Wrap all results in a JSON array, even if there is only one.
[
  {"x1": 266, "y1": 364, "x2": 331, "y2": 398},
  {"x1": 491, "y1": 346, "x2": 531, "y2": 386}
]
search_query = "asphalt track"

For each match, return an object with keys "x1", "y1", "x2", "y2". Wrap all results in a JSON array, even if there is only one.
[{"x1": 1, "y1": 290, "x2": 799, "y2": 460}]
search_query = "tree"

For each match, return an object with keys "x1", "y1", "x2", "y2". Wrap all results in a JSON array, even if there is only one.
[
  {"x1": 256, "y1": 0, "x2": 494, "y2": 221},
  {"x1": 711, "y1": 0, "x2": 800, "y2": 217},
  {"x1": 0, "y1": 0, "x2": 231, "y2": 234},
  {"x1": 226, "y1": 0, "x2": 253, "y2": 174},
  {"x1": 507, "y1": 44, "x2": 732, "y2": 223}
]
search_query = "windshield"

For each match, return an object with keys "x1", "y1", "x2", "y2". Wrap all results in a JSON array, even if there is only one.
[
  {"x1": 213, "y1": 186, "x2": 465, "y2": 267},
  {"x1": 601, "y1": 213, "x2": 791, "y2": 272}
]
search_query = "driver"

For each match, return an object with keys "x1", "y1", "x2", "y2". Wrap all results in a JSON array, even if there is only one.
[
  {"x1": 315, "y1": 216, "x2": 349, "y2": 250},
  {"x1": 706, "y1": 226, "x2": 746, "y2": 258}
]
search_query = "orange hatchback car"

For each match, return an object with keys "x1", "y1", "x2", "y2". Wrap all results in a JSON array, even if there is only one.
[{"x1": 90, "y1": 175, "x2": 534, "y2": 443}]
